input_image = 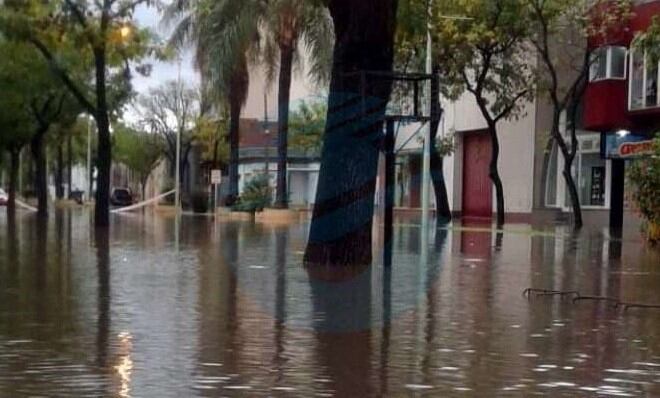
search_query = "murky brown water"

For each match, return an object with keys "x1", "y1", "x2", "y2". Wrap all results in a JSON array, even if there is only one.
[{"x1": 0, "y1": 210, "x2": 659, "y2": 397}]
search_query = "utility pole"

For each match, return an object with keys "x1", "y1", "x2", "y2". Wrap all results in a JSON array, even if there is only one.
[
  {"x1": 421, "y1": 1, "x2": 433, "y2": 242},
  {"x1": 174, "y1": 57, "x2": 182, "y2": 215},
  {"x1": 87, "y1": 115, "x2": 92, "y2": 201}
]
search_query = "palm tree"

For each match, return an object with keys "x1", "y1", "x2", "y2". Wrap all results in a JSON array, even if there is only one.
[
  {"x1": 260, "y1": 0, "x2": 333, "y2": 208},
  {"x1": 166, "y1": 0, "x2": 332, "y2": 206},
  {"x1": 165, "y1": 0, "x2": 261, "y2": 204}
]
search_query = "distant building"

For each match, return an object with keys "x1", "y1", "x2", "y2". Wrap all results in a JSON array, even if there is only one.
[{"x1": 237, "y1": 118, "x2": 320, "y2": 208}]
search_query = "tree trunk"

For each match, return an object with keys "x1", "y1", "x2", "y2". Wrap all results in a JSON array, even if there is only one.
[
  {"x1": 56, "y1": 142, "x2": 64, "y2": 199},
  {"x1": 94, "y1": 49, "x2": 111, "y2": 227},
  {"x1": 31, "y1": 128, "x2": 49, "y2": 218},
  {"x1": 228, "y1": 98, "x2": 241, "y2": 205},
  {"x1": 429, "y1": 140, "x2": 451, "y2": 223},
  {"x1": 275, "y1": 43, "x2": 295, "y2": 209},
  {"x1": 429, "y1": 72, "x2": 451, "y2": 223},
  {"x1": 562, "y1": 160, "x2": 583, "y2": 229},
  {"x1": 487, "y1": 124, "x2": 505, "y2": 228},
  {"x1": 304, "y1": 0, "x2": 398, "y2": 267},
  {"x1": 67, "y1": 133, "x2": 73, "y2": 197},
  {"x1": 566, "y1": 102, "x2": 583, "y2": 229},
  {"x1": 7, "y1": 149, "x2": 20, "y2": 215}
]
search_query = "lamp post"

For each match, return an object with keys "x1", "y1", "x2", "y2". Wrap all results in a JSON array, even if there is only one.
[
  {"x1": 264, "y1": 128, "x2": 271, "y2": 176},
  {"x1": 174, "y1": 56, "x2": 183, "y2": 216},
  {"x1": 87, "y1": 115, "x2": 93, "y2": 201}
]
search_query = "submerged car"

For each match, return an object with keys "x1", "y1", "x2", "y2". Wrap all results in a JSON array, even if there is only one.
[
  {"x1": 0, "y1": 188, "x2": 7, "y2": 206},
  {"x1": 110, "y1": 188, "x2": 133, "y2": 207}
]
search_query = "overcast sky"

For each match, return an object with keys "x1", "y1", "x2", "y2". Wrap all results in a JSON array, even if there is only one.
[{"x1": 132, "y1": 4, "x2": 198, "y2": 96}]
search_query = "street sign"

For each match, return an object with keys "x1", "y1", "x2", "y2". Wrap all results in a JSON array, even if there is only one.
[{"x1": 211, "y1": 169, "x2": 222, "y2": 184}]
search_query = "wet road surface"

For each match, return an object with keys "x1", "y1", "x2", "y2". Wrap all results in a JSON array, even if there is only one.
[{"x1": 0, "y1": 210, "x2": 659, "y2": 397}]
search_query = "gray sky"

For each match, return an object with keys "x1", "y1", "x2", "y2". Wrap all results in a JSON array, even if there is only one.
[{"x1": 132, "y1": 4, "x2": 198, "y2": 96}]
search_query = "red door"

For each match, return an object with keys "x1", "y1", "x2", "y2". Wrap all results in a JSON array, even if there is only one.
[{"x1": 462, "y1": 132, "x2": 492, "y2": 219}]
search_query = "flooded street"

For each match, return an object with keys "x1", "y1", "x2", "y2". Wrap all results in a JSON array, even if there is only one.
[{"x1": 1, "y1": 210, "x2": 659, "y2": 397}]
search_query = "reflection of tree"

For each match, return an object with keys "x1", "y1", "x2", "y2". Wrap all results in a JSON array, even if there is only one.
[
  {"x1": 308, "y1": 266, "x2": 374, "y2": 396},
  {"x1": 95, "y1": 229, "x2": 111, "y2": 369}
]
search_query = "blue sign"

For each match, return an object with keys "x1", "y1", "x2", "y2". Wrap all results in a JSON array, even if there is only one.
[{"x1": 601, "y1": 133, "x2": 654, "y2": 159}]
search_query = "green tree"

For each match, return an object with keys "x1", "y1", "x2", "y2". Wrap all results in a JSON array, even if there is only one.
[
  {"x1": 1, "y1": 0, "x2": 160, "y2": 226},
  {"x1": 113, "y1": 124, "x2": 164, "y2": 200},
  {"x1": 288, "y1": 99, "x2": 326, "y2": 154},
  {"x1": 0, "y1": 74, "x2": 32, "y2": 214},
  {"x1": 434, "y1": 0, "x2": 535, "y2": 228},
  {"x1": 0, "y1": 36, "x2": 82, "y2": 216}
]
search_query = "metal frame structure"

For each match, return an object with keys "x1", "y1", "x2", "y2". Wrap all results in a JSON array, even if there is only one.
[{"x1": 350, "y1": 70, "x2": 442, "y2": 267}]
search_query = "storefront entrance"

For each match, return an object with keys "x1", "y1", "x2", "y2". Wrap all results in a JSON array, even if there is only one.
[{"x1": 462, "y1": 132, "x2": 492, "y2": 219}]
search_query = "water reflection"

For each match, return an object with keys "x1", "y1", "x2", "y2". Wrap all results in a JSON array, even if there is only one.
[{"x1": 0, "y1": 211, "x2": 658, "y2": 397}]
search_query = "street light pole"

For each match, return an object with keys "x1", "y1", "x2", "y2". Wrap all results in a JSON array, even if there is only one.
[
  {"x1": 87, "y1": 115, "x2": 92, "y2": 201},
  {"x1": 174, "y1": 57, "x2": 182, "y2": 215}
]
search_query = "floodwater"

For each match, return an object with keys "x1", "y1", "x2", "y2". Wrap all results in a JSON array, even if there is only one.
[{"x1": 0, "y1": 210, "x2": 659, "y2": 397}]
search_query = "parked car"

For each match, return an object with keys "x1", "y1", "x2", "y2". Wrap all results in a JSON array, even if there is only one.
[
  {"x1": 0, "y1": 188, "x2": 7, "y2": 206},
  {"x1": 110, "y1": 188, "x2": 133, "y2": 207}
]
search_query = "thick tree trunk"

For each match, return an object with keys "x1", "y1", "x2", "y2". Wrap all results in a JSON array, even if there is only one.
[
  {"x1": 7, "y1": 149, "x2": 20, "y2": 215},
  {"x1": 94, "y1": 49, "x2": 111, "y2": 227},
  {"x1": 487, "y1": 125, "x2": 505, "y2": 228},
  {"x1": 31, "y1": 128, "x2": 49, "y2": 218},
  {"x1": 275, "y1": 44, "x2": 295, "y2": 208},
  {"x1": 228, "y1": 100, "x2": 241, "y2": 205},
  {"x1": 304, "y1": 0, "x2": 398, "y2": 267},
  {"x1": 56, "y1": 142, "x2": 64, "y2": 199}
]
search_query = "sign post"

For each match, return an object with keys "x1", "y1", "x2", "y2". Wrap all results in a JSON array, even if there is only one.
[{"x1": 210, "y1": 169, "x2": 222, "y2": 211}]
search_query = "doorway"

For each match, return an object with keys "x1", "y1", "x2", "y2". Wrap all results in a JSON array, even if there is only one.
[{"x1": 462, "y1": 132, "x2": 492, "y2": 219}]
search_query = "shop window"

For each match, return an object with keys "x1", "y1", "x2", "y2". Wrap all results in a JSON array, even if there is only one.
[
  {"x1": 629, "y1": 48, "x2": 660, "y2": 110},
  {"x1": 590, "y1": 46, "x2": 627, "y2": 81}
]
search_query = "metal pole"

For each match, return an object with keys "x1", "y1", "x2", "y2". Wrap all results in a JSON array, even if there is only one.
[
  {"x1": 384, "y1": 119, "x2": 396, "y2": 268},
  {"x1": 175, "y1": 59, "x2": 182, "y2": 215},
  {"x1": 175, "y1": 126, "x2": 182, "y2": 215},
  {"x1": 421, "y1": 4, "x2": 433, "y2": 241},
  {"x1": 87, "y1": 115, "x2": 92, "y2": 202}
]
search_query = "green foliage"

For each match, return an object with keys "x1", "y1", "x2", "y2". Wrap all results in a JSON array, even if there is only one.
[
  {"x1": 0, "y1": 0, "x2": 160, "y2": 117},
  {"x1": 194, "y1": 115, "x2": 229, "y2": 165},
  {"x1": 433, "y1": 0, "x2": 535, "y2": 123},
  {"x1": 435, "y1": 134, "x2": 455, "y2": 158},
  {"x1": 259, "y1": 0, "x2": 334, "y2": 86},
  {"x1": 113, "y1": 124, "x2": 164, "y2": 187},
  {"x1": 628, "y1": 135, "x2": 660, "y2": 226},
  {"x1": 288, "y1": 99, "x2": 326, "y2": 153},
  {"x1": 232, "y1": 174, "x2": 272, "y2": 212},
  {"x1": 633, "y1": 15, "x2": 660, "y2": 64}
]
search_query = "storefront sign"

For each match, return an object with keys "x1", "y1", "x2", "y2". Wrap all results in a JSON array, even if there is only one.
[{"x1": 601, "y1": 133, "x2": 654, "y2": 159}]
